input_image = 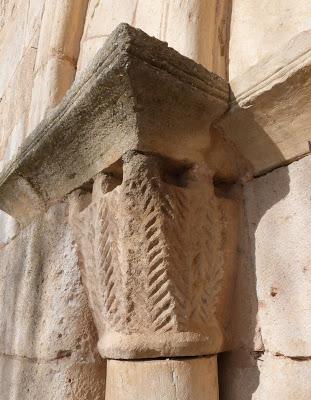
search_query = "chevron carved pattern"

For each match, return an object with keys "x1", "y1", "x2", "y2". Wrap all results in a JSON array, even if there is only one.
[
  {"x1": 70, "y1": 175, "x2": 125, "y2": 334},
  {"x1": 70, "y1": 153, "x2": 228, "y2": 358}
]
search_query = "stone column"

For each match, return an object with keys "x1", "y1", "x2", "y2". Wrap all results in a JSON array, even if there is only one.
[
  {"x1": 0, "y1": 24, "x2": 247, "y2": 399},
  {"x1": 105, "y1": 357, "x2": 218, "y2": 400}
]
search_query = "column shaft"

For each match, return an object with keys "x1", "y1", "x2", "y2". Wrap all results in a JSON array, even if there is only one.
[{"x1": 105, "y1": 357, "x2": 219, "y2": 400}]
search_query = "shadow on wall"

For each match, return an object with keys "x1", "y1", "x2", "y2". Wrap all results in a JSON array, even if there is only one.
[{"x1": 217, "y1": 105, "x2": 290, "y2": 399}]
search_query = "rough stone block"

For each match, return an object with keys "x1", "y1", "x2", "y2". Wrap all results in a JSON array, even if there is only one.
[
  {"x1": 0, "y1": 201, "x2": 99, "y2": 362},
  {"x1": 0, "y1": 355, "x2": 105, "y2": 400},
  {"x1": 245, "y1": 155, "x2": 311, "y2": 357},
  {"x1": 219, "y1": 351, "x2": 311, "y2": 400}
]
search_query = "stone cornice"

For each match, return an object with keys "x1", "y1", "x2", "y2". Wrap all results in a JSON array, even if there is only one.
[
  {"x1": 218, "y1": 30, "x2": 311, "y2": 175},
  {"x1": 0, "y1": 23, "x2": 238, "y2": 223}
]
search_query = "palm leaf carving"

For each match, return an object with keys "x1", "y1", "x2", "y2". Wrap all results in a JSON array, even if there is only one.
[
  {"x1": 71, "y1": 158, "x2": 226, "y2": 341},
  {"x1": 128, "y1": 172, "x2": 191, "y2": 333},
  {"x1": 71, "y1": 189, "x2": 124, "y2": 333},
  {"x1": 188, "y1": 185, "x2": 224, "y2": 330}
]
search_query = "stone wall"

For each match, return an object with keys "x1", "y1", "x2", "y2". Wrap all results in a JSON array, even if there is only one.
[
  {"x1": 0, "y1": 0, "x2": 88, "y2": 166},
  {"x1": 219, "y1": 154, "x2": 311, "y2": 399},
  {"x1": 77, "y1": 0, "x2": 231, "y2": 79},
  {"x1": 0, "y1": 201, "x2": 106, "y2": 399},
  {"x1": 229, "y1": 0, "x2": 311, "y2": 78},
  {"x1": 0, "y1": 0, "x2": 88, "y2": 245}
]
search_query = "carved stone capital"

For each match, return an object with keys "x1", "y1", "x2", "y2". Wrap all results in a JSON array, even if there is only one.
[
  {"x1": 0, "y1": 24, "x2": 244, "y2": 362},
  {"x1": 70, "y1": 151, "x2": 238, "y2": 359}
]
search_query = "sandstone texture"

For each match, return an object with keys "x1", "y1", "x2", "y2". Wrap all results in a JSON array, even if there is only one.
[
  {"x1": 105, "y1": 356, "x2": 218, "y2": 400},
  {"x1": 27, "y1": 0, "x2": 88, "y2": 133},
  {"x1": 0, "y1": 0, "x2": 87, "y2": 172},
  {"x1": 229, "y1": 0, "x2": 311, "y2": 79},
  {"x1": 0, "y1": 2, "x2": 310, "y2": 399},
  {"x1": 245, "y1": 154, "x2": 311, "y2": 357},
  {"x1": 0, "y1": 201, "x2": 105, "y2": 399},
  {"x1": 220, "y1": 351, "x2": 311, "y2": 400},
  {"x1": 219, "y1": 29, "x2": 311, "y2": 175},
  {"x1": 78, "y1": 0, "x2": 231, "y2": 78},
  {"x1": 0, "y1": 356, "x2": 105, "y2": 400},
  {"x1": 0, "y1": 0, "x2": 43, "y2": 167},
  {"x1": 219, "y1": 154, "x2": 311, "y2": 399},
  {"x1": 70, "y1": 152, "x2": 240, "y2": 359},
  {"x1": 0, "y1": 211, "x2": 19, "y2": 247}
]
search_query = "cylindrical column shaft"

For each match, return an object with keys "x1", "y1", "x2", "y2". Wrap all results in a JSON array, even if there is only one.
[{"x1": 105, "y1": 356, "x2": 219, "y2": 400}]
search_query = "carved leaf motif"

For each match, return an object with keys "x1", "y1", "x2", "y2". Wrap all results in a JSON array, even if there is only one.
[
  {"x1": 95, "y1": 195, "x2": 123, "y2": 329},
  {"x1": 71, "y1": 192, "x2": 124, "y2": 333},
  {"x1": 71, "y1": 157, "x2": 226, "y2": 346},
  {"x1": 188, "y1": 187, "x2": 224, "y2": 330},
  {"x1": 128, "y1": 174, "x2": 191, "y2": 333},
  {"x1": 166, "y1": 188, "x2": 191, "y2": 330}
]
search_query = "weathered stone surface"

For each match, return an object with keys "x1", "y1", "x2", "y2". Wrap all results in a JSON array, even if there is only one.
[
  {"x1": 219, "y1": 197, "x2": 262, "y2": 354},
  {"x1": 218, "y1": 154, "x2": 311, "y2": 398},
  {"x1": 27, "y1": 0, "x2": 88, "y2": 133},
  {"x1": 0, "y1": 0, "x2": 87, "y2": 172},
  {"x1": 0, "y1": 355, "x2": 105, "y2": 400},
  {"x1": 0, "y1": 201, "x2": 102, "y2": 364},
  {"x1": 220, "y1": 351, "x2": 311, "y2": 400},
  {"x1": 219, "y1": 350, "x2": 262, "y2": 400},
  {"x1": 105, "y1": 356, "x2": 218, "y2": 400},
  {"x1": 255, "y1": 353, "x2": 311, "y2": 399},
  {"x1": 0, "y1": 23, "x2": 245, "y2": 226},
  {"x1": 245, "y1": 154, "x2": 311, "y2": 357},
  {"x1": 78, "y1": 0, "x2": 231, "y2": 78},
  {"x1": 219, "y1": 30, "x2": 311, "y2": 175},
  {"x1": 1, "y1": 2, "x2": 309, "y2": 400},
  {"x1": 70, "y1": 151, "x2": 240, "y2": 359},
  {"x1": 0, "y1": 0, "x2": 42, "y2": 166},
  {"x1": 229, "y1": 0, "x2": 311, "y2": 79}
]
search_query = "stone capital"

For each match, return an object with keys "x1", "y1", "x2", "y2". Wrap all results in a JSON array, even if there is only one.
[
  {"x1": 69, "y1": 150, "x2": 239, "y2": 359},
  {"x1": 0, "y1": 24, "x2": 245, "y2": 361}
]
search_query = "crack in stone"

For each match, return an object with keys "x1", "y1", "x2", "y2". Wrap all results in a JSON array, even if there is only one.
[
  {"x1": 171, "y1": 368, "x2": 178, "y2": 400},
  {"x1": 274, "y1": 353, "x2": 311, "y2": 362},
  {"x1": 0, "y1": 350, "x2": 72, "y2": 364},
  {"x1": 251, "y1": 349, "x2": 311, "y2": 362}
]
